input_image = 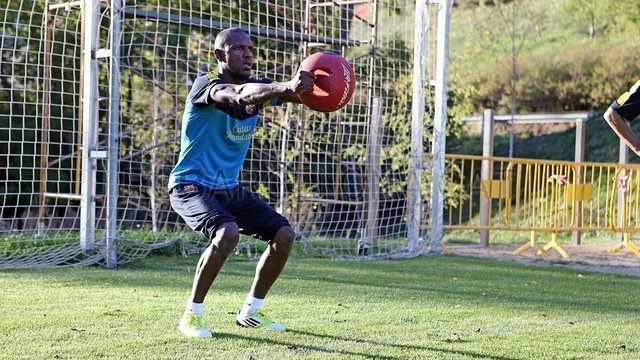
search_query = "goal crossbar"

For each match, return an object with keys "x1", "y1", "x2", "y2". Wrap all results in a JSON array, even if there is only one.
[{"x1": 121, "y1": 7, "x2": 361, "y2": 47}]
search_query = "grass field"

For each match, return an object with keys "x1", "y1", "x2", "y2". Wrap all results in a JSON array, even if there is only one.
[{"x1": 2, "y1": 254, "x2": 640, "y2": 359}]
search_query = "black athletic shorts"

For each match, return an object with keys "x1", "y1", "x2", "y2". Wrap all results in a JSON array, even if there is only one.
[
  {"x1": 169, "y1": 183, "x2": 290, "y2": 243},
  {"x1": 611, "y1": 80, "x2": 640, "y2": 121}
]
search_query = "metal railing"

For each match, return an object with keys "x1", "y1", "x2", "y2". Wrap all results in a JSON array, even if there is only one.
[{"x1": 444, "y1": 154, "x2": 640, "y2": 258}]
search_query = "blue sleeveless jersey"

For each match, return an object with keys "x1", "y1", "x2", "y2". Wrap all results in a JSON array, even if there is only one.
[{"x1": 169, "y1": 73, "x2": 279, "y2": 190}]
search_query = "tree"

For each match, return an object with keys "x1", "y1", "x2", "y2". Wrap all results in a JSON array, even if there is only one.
[
  {"x1": 469, "y1": 0, "x2": 547, "y2": 157},
  {"x1": 562, "y1": 0, "x2": 640, "y2": 38}
]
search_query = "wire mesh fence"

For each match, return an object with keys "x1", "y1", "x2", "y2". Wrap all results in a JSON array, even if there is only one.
[{"x1": 0, "y1": 0, "x2": 445, "y2": 268}]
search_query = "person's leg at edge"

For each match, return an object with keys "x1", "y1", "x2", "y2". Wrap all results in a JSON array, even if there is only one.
[
  {"x1": 189, "y1": 222, "x2": 240, "y2": 304},
  {"x1": 179, "y1": 222, "x2": 240, "y2": 337},
  {"x1": 239, "y1": 226, "x2": 295, "y2": 319}
]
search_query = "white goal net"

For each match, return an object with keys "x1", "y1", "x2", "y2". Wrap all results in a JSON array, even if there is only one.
[{"x1": 0, "y1": 0, "x2": 449, "y2": 268}]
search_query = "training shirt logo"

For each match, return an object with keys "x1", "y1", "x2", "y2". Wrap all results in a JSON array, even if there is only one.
[
  {"x1": 245, "y1": 104, "x2": 257, "y2": 114},
  {"x1": 225, "y1": 123, "x2": 255, "y2": 141}
]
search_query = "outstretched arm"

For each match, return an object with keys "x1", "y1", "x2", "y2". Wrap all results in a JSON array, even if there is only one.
[
  {"x1": 209, "y1": 70, "x2": 314, "y2": 106},
  {"x1": 604, "y1": 107, "x2": 640, "y2": 155}
]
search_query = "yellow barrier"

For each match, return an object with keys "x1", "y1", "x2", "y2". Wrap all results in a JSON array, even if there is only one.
[
  {"x1": 608, "y1": 168, "x2": 640, "y2": 256},
  {"x1": 443, "y1": 155, "x2": 640, "y2": 258}
]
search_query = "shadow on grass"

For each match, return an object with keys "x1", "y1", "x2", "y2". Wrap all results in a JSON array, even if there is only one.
[
  {"x1": 6, "y1": 255, "x2": 640, "y2": 315},
  {"x1": 217, "y1": 332, "x2": 396, "y2": 359},
  {"x1": 214, "y1": 329, "x2": 518, "y2": 360}
]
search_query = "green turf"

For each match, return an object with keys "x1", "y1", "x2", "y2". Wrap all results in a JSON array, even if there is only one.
[{"x1": 2, "y1": 254, "x2": 640, "y2": 359}]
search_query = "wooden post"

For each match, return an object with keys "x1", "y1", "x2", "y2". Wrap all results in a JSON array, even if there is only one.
[
  {"x1": 572, "y1": 119, "x2": 585, "y2": 245},
  {"x1": 480, "y1": 109, "x2": 494, "y2": 247}
]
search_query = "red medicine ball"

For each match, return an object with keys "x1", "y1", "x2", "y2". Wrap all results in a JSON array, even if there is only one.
[{"x1": 298, "y1": 52, "x2": 356, "y2": 112}]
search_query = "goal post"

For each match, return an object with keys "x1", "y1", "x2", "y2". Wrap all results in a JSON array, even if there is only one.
[
  {"x1": 0, "y1": 0, "x2": 450, "y2": 268},
  {"x1": 429, "y1": 0, "x2": 453, "y2": 255},
  {"x1": 407, "y1": 0, "x2": 428, "y2": 255},
  {"x1": 105, "y1": 0, "x2": 123, "y2": 269},
  {"x1": 79, "y1": 0, "x2": 100, "y2": 255}
]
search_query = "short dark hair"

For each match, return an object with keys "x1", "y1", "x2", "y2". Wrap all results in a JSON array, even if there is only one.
[{"x1": 214, "y1": 27, "x2": 249, "y2": 50}]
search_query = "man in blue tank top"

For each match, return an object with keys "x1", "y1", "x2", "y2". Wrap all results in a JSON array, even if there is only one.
[{"x1": 170, "y1": 27, "x2": 316, "y2": 338}]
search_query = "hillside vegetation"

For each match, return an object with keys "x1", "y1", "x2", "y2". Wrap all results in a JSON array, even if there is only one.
[{"x1": 446, "y1": 0, "x2": 640, "y2": 161}]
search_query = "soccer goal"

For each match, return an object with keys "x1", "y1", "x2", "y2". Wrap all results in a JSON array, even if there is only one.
[{"x1": 0, "y1": 0, "x2": 451, "y2": 268}]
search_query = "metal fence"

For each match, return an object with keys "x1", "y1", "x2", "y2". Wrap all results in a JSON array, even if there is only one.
[{"x1": 444, "y1": 154, "x2": 640, "y2": 258}]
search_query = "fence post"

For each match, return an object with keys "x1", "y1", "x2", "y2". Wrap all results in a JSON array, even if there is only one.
[
  {"x1": 617, "y1": 140, "x2": 628, "y2": 243},
  {"x1": 572, "y1": 118, "x2": 585, "y2": 245},
  {"x1": 480, "y1": 109, "x2": 494, "y2": 247}
]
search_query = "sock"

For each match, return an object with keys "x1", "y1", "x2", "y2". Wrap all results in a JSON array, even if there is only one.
[
  {"x1": 185, "y1": 300, "x2": 205, "y2": 316},
  {"x1": 240, "y1": 295, "x2": 264, "y2": 316}
]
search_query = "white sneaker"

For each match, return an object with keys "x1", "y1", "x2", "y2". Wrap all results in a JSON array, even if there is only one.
[
  {"x1": 235, "y1": 309, "x2": 286, "y2": 331},
  {"x1": 177, "y1": 314, "x2": 212, "y2": 338}
]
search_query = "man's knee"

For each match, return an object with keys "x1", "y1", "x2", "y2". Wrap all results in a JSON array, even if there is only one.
[
  {"x1": 271, "y1": 226, "x2": 295, "y2": 252},
  {"x1": 212, "y1": 222, "x2": 240, "y2": 256}
]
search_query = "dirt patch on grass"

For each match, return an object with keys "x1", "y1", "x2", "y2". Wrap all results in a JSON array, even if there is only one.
[{"x1": 443, "y1": 243, "x2": 640, "y2": 277}]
